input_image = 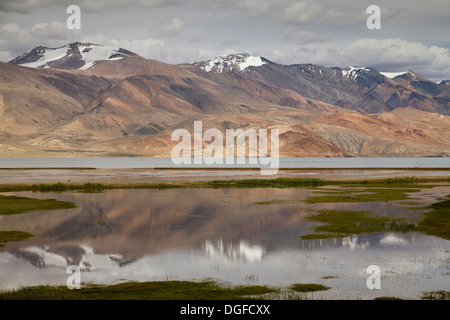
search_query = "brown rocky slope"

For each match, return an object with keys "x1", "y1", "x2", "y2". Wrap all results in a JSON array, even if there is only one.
[{"x1": 1, "y1": 48, "x2": 449, "y2": 158}]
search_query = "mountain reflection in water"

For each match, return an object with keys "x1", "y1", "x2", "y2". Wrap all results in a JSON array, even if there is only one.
[{"x1": 0, "y1": 187, "x2": 448, "y2": 299}]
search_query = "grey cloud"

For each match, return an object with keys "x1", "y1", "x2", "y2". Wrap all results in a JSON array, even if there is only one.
[
  {"x1": 283, "y1": 1, "x2": 323, "y2": 25},
  {"x1": 0, "y1": 20, "x2": 83, "y2": 59},
  {"x1": 338, "y1": 38, "x2": 450, "y2": 80},
  {"x1": 219, "y1": 38, "x2": 242, "y2": 47},
  {"x1": 31, "y1": 21, "x2": 76, "y2": 39},
  {"x1": 159, "y1": 17, "x2": 185, "y2": 37},
  {"x1": 196, "y1": 0, "x2": 235, "y2": 10},
  {"x1": 197, "y1": 0, "x2": 293, "y2": 16},
  {"x1": 0, "y1": 0, "x2": 181, "y2": 14},
  {"x1": 77, "y1": 0, "x2": 180, "y2": 12},
  {"x1": 284, "y1": 27, "x2": 334, "y2": 44},
  {"x1": 0, "y1": 0, "x2": 46, "y2": 14},
  {"x1": 321, "y1": 8, "x2": 348, "y2": 25},
  {"x1": 138, "y1": 0, "x2": 182, "y2": 8},
  {"x1": 259, "y1": 37, "x2": 450, "y2": 81},
  {"x1": 341, "y1": 38, "x2": 438, "y2": 67},
  {"x1": 235, "y1": 0, "x2": 275, "y2": 18}
]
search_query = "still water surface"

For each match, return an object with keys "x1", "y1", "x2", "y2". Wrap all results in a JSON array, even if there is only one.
[
  {"x1": 0, "y1": 186, "x2": 449, "y2": 299},
  {"x1": 0, "y1": 157, "x2": 449, "y2": 168}
]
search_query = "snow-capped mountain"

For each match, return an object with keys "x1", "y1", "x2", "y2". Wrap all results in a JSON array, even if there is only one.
[
  {"x1": 195, "y1": 53, "x2": 267, "y2": 73},
  {"x1": 379, "y1": 71, "x2": 409, "y2": 79},
  {"x1": 2, "y1": 42, "x2": 450, "y2": 158},
  {"x1": 342, "y1": 66, "x2": 372, "y2": 81},
  {"x1": 8, "y1": 42, "x2": 137, "y2": 70}
]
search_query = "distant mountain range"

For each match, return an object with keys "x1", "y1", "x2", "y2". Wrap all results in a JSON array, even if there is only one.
[
  {"x1": 8, "y1": 42, "x2": 137, "y2": 70},
  {"x1": 1, "y1": 42, "x2": 449, "y2": 158}
]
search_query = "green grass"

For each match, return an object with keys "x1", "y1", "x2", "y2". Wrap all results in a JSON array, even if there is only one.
[
  {"x1": 30, "y1": 183, "x2": 109, "y2": 192},
  {"x1": 420, "y1": 291, "x2": 450, "y2": 300},
  {"x1": 0, "y1": 195, "x2": 76, "y2": 215},
  {"x1": 303, "y1": 187, "x2": 422, "y2": 204},
  {"x1": 418, "y1": 194, "x2": 450, "y2": 240},
  {"x1": 301, "y1": 209, "x2": 418, "y2": 240},
  {"x1": 207, "y1": 176, "x2": 449, "y2": 190},
  {"x1": 385, "y1": 177, "x2": 419, "y2": 184},
  {"x1": 0, "y1": 176, "x2": 448, "y2": 193},
  {"x1": 254, "y1": 199, "x2": 294, "y2": 205},
  {"x1": 0, "y1": 281, "x2": 277, "y2": 300},
  {"x1": 288, "y1": 283, "x2": 330, "y2": 293},
  {"x1": 0, "y1": 231, "x2": 33, "y2": 247},
  {"x1": 0, "y1": 195, "x2": 75, "y2": 247},
  {"x1": 208, "y1": 178, "x2": 325, "y2": 188}
]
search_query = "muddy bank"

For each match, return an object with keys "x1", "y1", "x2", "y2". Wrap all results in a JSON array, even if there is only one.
[{"x1": 1, "y1": 168, "x2": 450, "y2": 185}]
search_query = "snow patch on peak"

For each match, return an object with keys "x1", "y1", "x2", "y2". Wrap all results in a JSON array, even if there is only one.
[
  {"x1": 14, "y1": 42, "x2": 134, "y2": 70},
  {"x1": 380, "y1": 71, "x2": 408, "y2": 79},
  {"x1": 238, "y1": 55, "x2": 266, "y2": 71},
  {"x1": 342, "y1": 66, "x2": 370, "y2": 81},
  {"x1": 198, "y1": 53, "x2": 266, "y2": 73},
  {"x1": 19, "y1": 45, "x2": 70, "y2": 68},
  {"x1": 77, "y1": 43, "x2": 128, "y2": 69}
]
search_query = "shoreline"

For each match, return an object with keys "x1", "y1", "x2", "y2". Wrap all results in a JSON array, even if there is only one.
[
  {"x1": 1, "y1": 167, "x2": 450, "y2": 184},
  {"x1": 0, "y1": 174, "x2": 449, "y2": 192},
  {"x1": 1, "y1": 167, "x2": 449, "y2": 170}
]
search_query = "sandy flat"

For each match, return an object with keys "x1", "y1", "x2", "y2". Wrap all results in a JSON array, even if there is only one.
[{"x1": 0, "y1": 168, "x2": 449, "y2": 185}]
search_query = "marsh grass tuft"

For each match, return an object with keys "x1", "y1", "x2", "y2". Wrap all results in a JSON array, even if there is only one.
[
  {"x1": 0, "y1": 176, "x2": 447, "y2": 193},
  {"x1": 0, "y1": 195, "x2": 75, "y2": 247},
  {"x1": 321, "y1": 276, "x2": 339, "y2": 280},
  {"x1": 385, "y1": 177, "x2": 419, "y2": 184},
  {"x1": 418, "y1": 194, "x2": 450, "y2": 240},
  {"x1": 289, "y1": 283, "x2": 330, "y2": 293},
  {"x1": 0, "y1": 281, "x2": 278, "y2": 300},
  {"x1": 304, "y1": 187, "x2": 421, "y2": 204},
  {"x1": 208, "y1": 178, "x2": 325, "y2": 188},
  {"x1": 31, "y1": 183, "x2": 109, "y2": 192},
  {"x1": 0, "y1": 231, "x2": 33, "y2": 247},
  {"x1": 301, "y1": 209, "x2": 418, "y2": 240},
  {"x1": 420, "y1": 290, "x2": 450, "y2": 300},
  {"x1": 0, "y1": 195, "x2": 76, "y2": 215},
  {"x1": 254, "y1": 199, "x2": 296, "y2": 205}
]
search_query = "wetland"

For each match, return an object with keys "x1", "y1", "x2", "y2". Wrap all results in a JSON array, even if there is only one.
[{"x1": 0, "y1": 176, "x2": 449, "y2": 300}]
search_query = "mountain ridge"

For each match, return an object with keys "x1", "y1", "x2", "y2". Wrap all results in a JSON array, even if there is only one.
[
  {"x1": 1, "y1": 43, "x2": 449, "y2": 158},
  {"x1": 10, "y1": 43, "x2": 449, "y2": 82},
  {"x1": 8, "y1": 42, "x2": 138, "y2": 71}
]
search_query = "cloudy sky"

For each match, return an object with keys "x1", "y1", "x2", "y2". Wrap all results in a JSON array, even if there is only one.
[{"x1": 0, "y1": 0, "x2": 449, "y2": 80}]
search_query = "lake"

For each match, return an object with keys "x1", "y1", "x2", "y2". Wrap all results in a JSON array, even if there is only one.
[
  {"x1": 0, "y1": 185, "x2": 449, "y2": 299},
  {"x1": 0, "y1": 157, "x2": 449, "y2": 169}
]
